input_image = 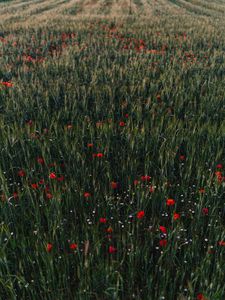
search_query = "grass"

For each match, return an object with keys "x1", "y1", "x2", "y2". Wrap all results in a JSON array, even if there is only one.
[{"x1": 0, "y1": 1, "x2": 225, "y2": 300}]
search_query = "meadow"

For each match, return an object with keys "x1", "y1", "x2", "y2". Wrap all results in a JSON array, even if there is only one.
[{"x1": 0, "y1": 0, "x2": 225, "y2": 299}]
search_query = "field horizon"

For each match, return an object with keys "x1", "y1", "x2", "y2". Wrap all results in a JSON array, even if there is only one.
[{"x1": 1, "y1": 0, "x2": 225, "y2": 24}]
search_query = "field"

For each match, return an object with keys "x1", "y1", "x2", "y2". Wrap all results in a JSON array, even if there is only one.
[{"x1": 0, "y1": 0, "x2": 225, "y2": 299}]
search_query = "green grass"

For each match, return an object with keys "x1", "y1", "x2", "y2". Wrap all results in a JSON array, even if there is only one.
[
  {"x1": 0, "y1": 2, "x2": 225, "y2": 300},
  {"x1": 63, "y1": 5, "x2": 81, "y2": 16},
  {"x1": 133, "y1": 0, "x2": 143, "y2": 6}
]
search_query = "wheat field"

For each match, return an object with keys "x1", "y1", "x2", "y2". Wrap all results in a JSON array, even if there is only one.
[{"x1": 0, "y1": 1, "x2": 225, "y2": 300}]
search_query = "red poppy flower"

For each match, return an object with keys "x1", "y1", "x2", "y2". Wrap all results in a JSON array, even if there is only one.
[
  {"x1": 218, "y1": 241, "x2": 225, "y2": 246},
  {"x1": 46, "y1": 193, "x2": 53, "y2": 199},
  {"x1": 141, "y1": 175, "x2": 151, "y2": 182},
  {"x1": 37, "y1": 157, "x2": 45, "y2": 164},
  {"x1": 137, "y1": 210, "x2": 145, "y2": 219},
  {"x1": 202, "y1": 208, "x2": 209, "y2": 215},
  {"x1": 166, "y1": 198, "x2": 175, "y2": 206},
  {"x1": 109, "y1": 246, "x2": 117, "y2": 253},
  {"x1": 57, "y1": 176, "x2": 64, "y2": 182},
  {"x1": 149, "y1": 185, "x2": 155, "y2": 193},
  {"x1": 70, "y1": 243, "x2": 78, "y2": 250},
  {"x1": 199, "y1": 188, "x2": 205, "y2": 194},
  {"x1": 119, "y1": 121, "x2": 125, "y2": 127},
  {"x1": 139, "y1": 45, "x2": 145, "y2": 51},
  {"x1": 215, "y1": 171, "x2": 223, "y2": 183},
  {"x1": 216, "y1": 164, "x2": 223, "y2": 169},
  {"x1": 45, "y1": 185, "x2": 50, "y2": 192},
  {"x1": 133, "y1": 180, "x2": 139, "y2": 185},
  {"x1": 218, "y1": 176, "x2": 223, "y2": 183},
  {"x1": 99, "y1": 217, "x2": 107, "y2": 224},
  {"x1": 13, "y1": 192, "x2": 18, "y2": 199},
  {"x1": 87, "y1": 143, "x2": 94, "y2": 148},
  {"x1": 173, "y1": 212, "x2": 180, "y2": 220},
  {"x1": 49, "y1": 172, "x2": 57, "y2": 179},
  {"x1": 156, "y1": 95, "x2": 161, "y2": 101},
  {"x1": 111, "y1": 181, "x2": 119, "y2": 189},
  {"x1": 39, "y1": 179, "x2": 45, "y2": 184},
  {"x1": 197, "y1": 293, "x2": 207, "y2": 300},
  {"x1": 215, "y1": 171, "x2": 222, "y2": 177},
  {"x1": 18, "y1": 170, "x2": 26, "y2": 177},
  {"x1": 106, "y1": 227, "x2": 113, "y2": 233},
  {"x1": 1, "y1": 81, "x2": 13, "y2": 87},
  {"x1": 31, "y1": 183, "x2": 38, "y2": 189},
  {"x1": 46, "y1": 243, "x2": 53, "y2": 252},
  {"x1": 159, "y1": 239, "x2": 167, "y2": 247},
  {"x1": 159, "y1": 226, "x2": 167, "y2": 234},
  {"x1": 84, "y1": 192, "x2": 91, "y2": 198},
  {"x1": 26, "y1": 120, "x2": 33, "y2": 126},
  {"x1": 179, "y1": 155, "x2": 186, "y2": 161},
  {"x1": 96, "y1": 153, "x2": 103, "y2": 158}
]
